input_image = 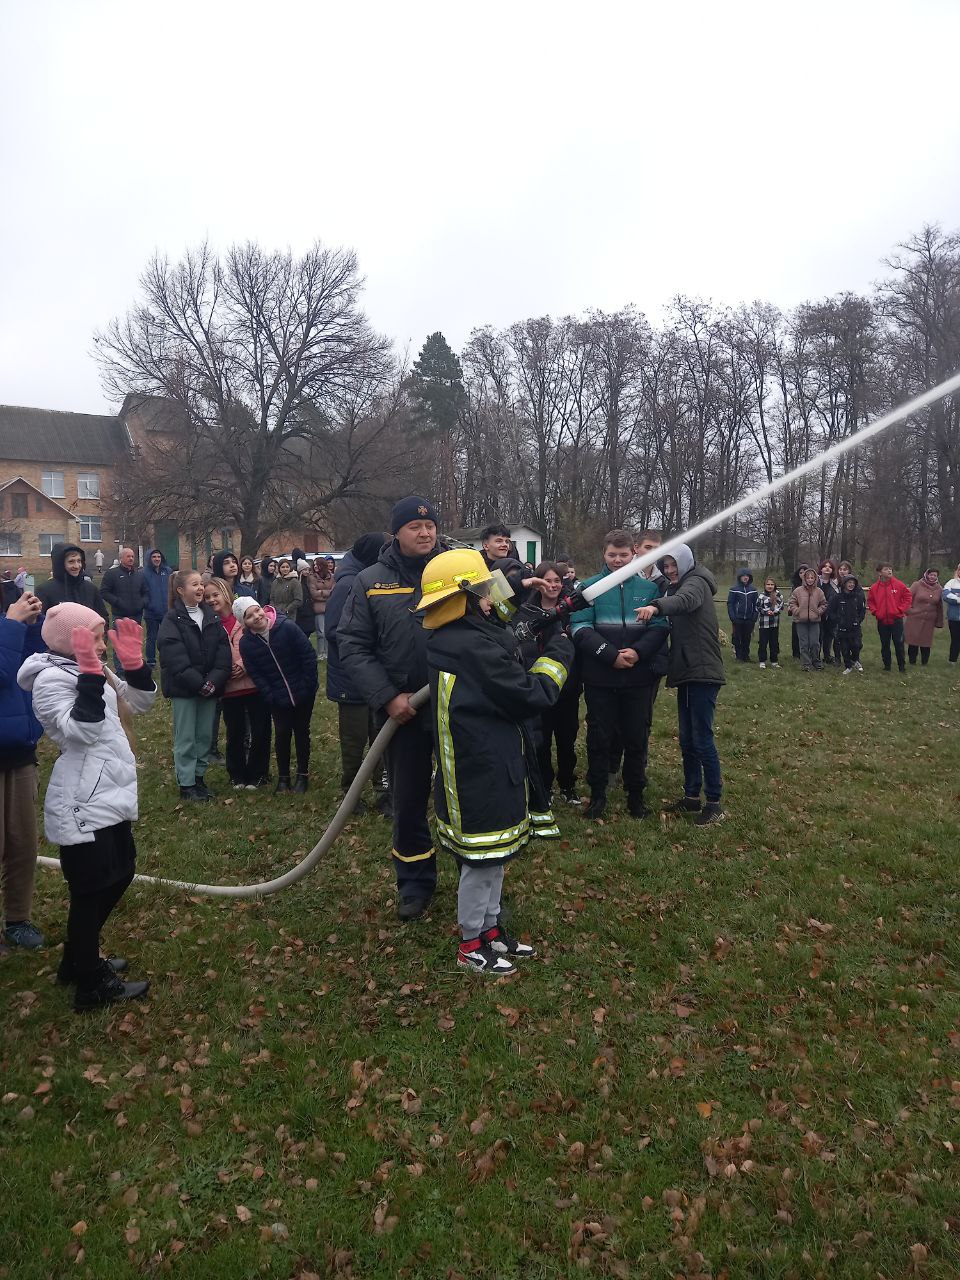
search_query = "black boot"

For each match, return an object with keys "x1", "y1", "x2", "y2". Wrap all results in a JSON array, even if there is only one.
[
  {"x1": 194, "y1": 776, "x2": 215, "y2": 799},
  {"x1": 584, "y1": 792, "x2": 606, "y2": 820},
  {"x1": 627, "y1": 793, "x2": 651, "y2": 819},
  {"x1": 694, "y1": 801, "x2": 725, "y2": 827},
  {"x1": 293, "y1": 774, "x2": 309, "y2": 794},
  {"x1": 180, "y1": 785, "x2": 211, "y2": 803},
  {"x1": 275, "y1": 776, "x2": 292, "y2": 794},
  {"x1": 74, "y1": 969, "x2": 150, "y2": 1013}
]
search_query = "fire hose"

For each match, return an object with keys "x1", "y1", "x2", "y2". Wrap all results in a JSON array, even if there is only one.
[{"x1": 36, "y1": 367, "x2": 960, "y2": 897}]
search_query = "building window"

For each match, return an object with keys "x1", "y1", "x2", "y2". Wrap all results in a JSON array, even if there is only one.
[
  {"x1": 41, "y1": 471, "x2": 65, "y2": 499},
  {"x1": 10, "y1": 493, "x2": 27, "y2": 519},
  {"x1": 0, "y1": 534, "x2": 22, "y2": 556},
  {"x1": 77, "y1": 473, "x2": 100, "y2": 499},
  {"x1": 38, "y1": 534, "x2": 63, "y2": 556},
  {"x1": 78, "y1": 518, "x2": 102, "y2": 543},
  {"x1": 35, "y1": 495, "x2": 43, "y2": 514}
]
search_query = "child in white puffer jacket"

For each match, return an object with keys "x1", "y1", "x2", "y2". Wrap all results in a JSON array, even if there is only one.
[{"x1": 18, "y1": 602, "x2": 156, "y2": 1013}]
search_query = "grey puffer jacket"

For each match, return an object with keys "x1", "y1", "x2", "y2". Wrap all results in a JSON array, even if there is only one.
[{"x1": 653, "y1": 544, "x2": 725, "y2": 687}]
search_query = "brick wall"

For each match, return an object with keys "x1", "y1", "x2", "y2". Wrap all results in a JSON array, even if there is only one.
[{"x1": 0, "y1": 464, "x2": 120, "y2": 579}]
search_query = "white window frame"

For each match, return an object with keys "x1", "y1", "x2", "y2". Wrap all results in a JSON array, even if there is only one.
[
  {"x1": 38, "y1": 533, "x2": 63, "y2": 557},
  {"x1": 41, "y1": 471, "x2": 65, "y2": 499},
  {"x1": 0, "y1": 534, "x2": 23, "y2": 556},
  {"x1": 77, "y1": 472, "x2": 100, "y2": 499},
  {"x1": 78, "y1": 517, "x2": 102, "y2": 543}
]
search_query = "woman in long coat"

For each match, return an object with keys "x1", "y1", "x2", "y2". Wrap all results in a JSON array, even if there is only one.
[{"x1": 904, "y1": 568, "x2": 944, "y2": 665}]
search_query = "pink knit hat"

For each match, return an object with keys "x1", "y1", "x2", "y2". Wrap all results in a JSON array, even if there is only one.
[{"x1": 41, "y1": 603, "x2": 105, "y2": 657}]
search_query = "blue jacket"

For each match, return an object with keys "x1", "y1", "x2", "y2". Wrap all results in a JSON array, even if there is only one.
[
  {"x1": 943, "y1": 577, "x2": 960, "y2": 623},
  {"x1": 569, "y1": 565, "x2": 668, "y2": 687},
  {"x1": 325, "y1": 550, "x2": 366, "y2": 703},
  {"x1": 144, "y1": 548, "x2": 173, "y2": 621},
  {"x1": 239, "y1": 613, "x2": 318, "y2": 708},
  {"x1": 0, "y1": 615, "x2": 45, "y2": 760},
  {"x1": 727, "y1": 571, "x2": 759, "y2": 623}
]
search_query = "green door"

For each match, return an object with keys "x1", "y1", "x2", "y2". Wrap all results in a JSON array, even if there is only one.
[
  {"x1": 526, "y1": 540, "x2": 537, "y2": 565},
  {"x1": 153, "y1": 521, "x2": 179, "y2": 569}
]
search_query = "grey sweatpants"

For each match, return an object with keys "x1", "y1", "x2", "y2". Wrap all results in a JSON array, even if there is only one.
[
  {"x1": 795, "y1": 621, "x2": 822, "y2": 669},
  {"x1": 457, "y1": 863, "x2": 505, "y2": 939}
]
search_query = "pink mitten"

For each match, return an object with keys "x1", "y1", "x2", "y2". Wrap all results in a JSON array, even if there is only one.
[
  {"x1": 71, "y1": 627, "x2": 104, "y2": 676},
  {"x1": 108, "y1": 617, "x2": 144, "y2": 671}
]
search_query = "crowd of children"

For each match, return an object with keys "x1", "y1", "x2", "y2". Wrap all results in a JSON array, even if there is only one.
[{"x1": 727, "y1": 559, "x2": 955, "y2": 674}]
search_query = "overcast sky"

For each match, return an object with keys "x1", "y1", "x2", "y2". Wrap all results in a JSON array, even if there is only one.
[{"x1": 2, "y1": 0, "x2": 959, "y2": 415}]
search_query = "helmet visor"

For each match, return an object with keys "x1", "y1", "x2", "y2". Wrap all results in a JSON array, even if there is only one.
[{"x1": 465, "y1": 567, "x2": 514, "y2": 609}]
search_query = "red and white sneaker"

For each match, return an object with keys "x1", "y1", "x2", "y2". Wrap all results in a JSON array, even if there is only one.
[
  {"x1": 480, "y1": 925, "x2": 536, "y2": 958},
  {"x1": 457, "y1": 939, "x2": 516, "y2": 976}
]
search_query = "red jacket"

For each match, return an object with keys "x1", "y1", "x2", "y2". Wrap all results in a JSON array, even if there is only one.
[{"x1": 867, "y1": 577, "x2": 912, "y2": 625}]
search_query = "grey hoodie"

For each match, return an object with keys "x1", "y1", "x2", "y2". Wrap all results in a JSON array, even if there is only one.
[{"x1": 653, "y1": 543, "x2": 725, "y2": 687}]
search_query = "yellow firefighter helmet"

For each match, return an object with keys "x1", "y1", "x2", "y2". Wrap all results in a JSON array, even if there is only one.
[{"x1": 417, "y1": 548, "x2": 512, "y2": 630}]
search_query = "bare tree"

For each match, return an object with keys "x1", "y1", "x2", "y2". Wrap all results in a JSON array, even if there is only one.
[{"x1": 96, "y1": 241, "x2": 396, "y2": 554}]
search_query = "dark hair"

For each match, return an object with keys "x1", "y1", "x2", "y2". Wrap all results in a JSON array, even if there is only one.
[
  {"x1": 169, "y1": 568, "x2": 201, "y2": 608},
  {"x1": 534, "y1": 560, "x2": 563, "y2": 580},
  {"x1": 603, "y1": 528, "x2": 632, "y2": 550},
  {"x1": 239, "y1": 555, "x2": 258, "y2": 577},
  {"x1": 481, "y1": 524, "x2": 510, "y2": 542},
  {"x1": 877, "y1": 562, "x2": 893, "y2": 572}
]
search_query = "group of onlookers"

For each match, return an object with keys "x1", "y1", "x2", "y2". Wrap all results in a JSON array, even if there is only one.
[{"x1": 727, "y1": 558, "x2": 955, "y2": 674}]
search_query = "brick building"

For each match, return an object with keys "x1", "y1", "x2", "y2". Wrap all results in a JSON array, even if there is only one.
[
  {"x1": 0, "y1": 399, "x2": 331, "y2": 579},
  {"x1": 0, "y1": 405, "x2": 130, "y2": 577}
]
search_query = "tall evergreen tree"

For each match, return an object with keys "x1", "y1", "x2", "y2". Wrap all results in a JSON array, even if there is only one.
[{"x1": 408, "y1": 332, "x2": 466, "y2": 524}]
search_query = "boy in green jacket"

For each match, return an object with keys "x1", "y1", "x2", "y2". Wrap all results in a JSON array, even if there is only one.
[{"x1": 569, "y1": 530, "x2": 669, "y2": 821}]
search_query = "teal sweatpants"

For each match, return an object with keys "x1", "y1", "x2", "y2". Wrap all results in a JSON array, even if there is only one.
[{"x1": 171, "y1": 697, "x2": 217, "y2": 786}]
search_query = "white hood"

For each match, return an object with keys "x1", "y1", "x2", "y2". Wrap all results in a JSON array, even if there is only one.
[{"x1": 17, "y1": 650, "x2": 78, "y2": 692}]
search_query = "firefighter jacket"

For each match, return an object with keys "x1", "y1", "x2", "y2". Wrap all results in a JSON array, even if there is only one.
[
  {"x1": 427, "y1": 613, "x2": 572, "y2": 865},
  {"x1": 338, "y1": 542, "x2": 440, "y2": 712}
]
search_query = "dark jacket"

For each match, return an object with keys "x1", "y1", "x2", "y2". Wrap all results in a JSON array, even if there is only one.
[
  {"x1": 36, "y1": 544, "x2": 108, "y2": 621},
  {"x1": 569, "y1": 565, "x2": 669, "y2": 688},
  {"x1": 101, "y1": 560, "x2": 149, "y2": 621},
  {"x1": 240, "y1": 612, "x2": 319, "y2": 708},
  {"x1": 427, "y1": 612, "x2": 572, "y2": 865},
  {"x1": 652, "y1": 544, "x2": 726, "y2": 688},
  {"x1": 0, "y1": 615, "x2": 45, "y2": 770},
  {"x1": 338, "y1": 541, "x2": 439, "y2": 712},
  {"x1": 1, "y1": 579, "x2": 22, "y2": 613},
  {"x1": 828, "y1": 580, "x2": 866, "y2": 632},
  {"x1": 210, "y1": 551, "x2": 238, "y2": 583},
  {"x1": 727, "y1": 571, "x2": 759, "y2": 623},
  {"x1": 144, "y1": 548, "x2": 173, "y2": 621},
  {"x1": 235, "y1": 575, "x2": 270, "y2": 605},
  {"x1": 325, "y1": 549, "x2": 368, "y2": 704},
  {"x1": 269, "y1": 572, "x2": 302, "y2": 620},
  {"x1": 157, "y1": 601, "x2": 231, "y2": 699}
]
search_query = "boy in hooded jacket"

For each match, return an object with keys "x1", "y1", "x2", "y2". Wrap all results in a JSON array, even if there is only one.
[
  {"x1": 143, "y1": 549, "x2": 173, "y2": 666},
  {"x1": 417, "y1": 548, "x2": 573, "y2": 976},
  {"x1": 36, "y1": 544, "x2": 108, "y2": 621},
  {"x1": 726, "y1": 569, "x2": 759, "y2": 661},
  {"x1": 635, "y1": 543, "x2": 725, "y2": 826},
  {"x1": 18, "y1": 603, "x2": 156, "y2": 1011}
]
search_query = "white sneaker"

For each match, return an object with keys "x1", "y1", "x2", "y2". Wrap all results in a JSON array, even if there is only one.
[
  {"x1": 842, "y1": 667, "x2": 852, "y2": 676},
  {"x1": 855, "y1": 661, "x2": 863, "y2": 672},
  {"x1": 457, "y1": 944, "x2": 516, "y2": 976},
  {"x1": 771, "y1": 662, "x2": 780, "y2": 668},
  {"x1": 759, "y1": 662, "x2": 766, "y2": 668}
]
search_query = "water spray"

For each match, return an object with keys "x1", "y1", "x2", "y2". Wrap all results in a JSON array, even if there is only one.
[{"x1": 35, "y1": 368, "x2": 960, "y2": 897}]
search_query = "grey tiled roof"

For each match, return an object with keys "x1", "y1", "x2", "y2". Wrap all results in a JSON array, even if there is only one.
[{"x1": 0, "y1": 405, "x2": 129, "y2": 465}]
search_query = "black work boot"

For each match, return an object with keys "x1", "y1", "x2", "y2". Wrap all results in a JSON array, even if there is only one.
[
  {"x1": 180, "y1": 785, "x2": 211, "y2": 803},
  {"x1": 275, "y1": 776, "x2": 292, "y2": 794},
  {"x1": 74, "y1": 969, "x2": 150, "y2": 1013},
  {"x1": 583, "y1": 792, "x2": 606, "y2": 820},
  {"x1": 627, "y1": 792, "x2": 651, "y2": 819},
  {"x1": 293, "y1": 774, "x2": 309, "y2": 794}
]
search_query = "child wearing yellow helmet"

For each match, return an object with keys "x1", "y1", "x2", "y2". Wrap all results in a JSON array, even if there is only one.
[{"x1": 417, "y1": 549, "x2": 573, "y2": 976}]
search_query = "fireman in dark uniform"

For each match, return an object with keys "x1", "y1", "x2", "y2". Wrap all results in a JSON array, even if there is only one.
[
  {"x1": 417, "y1": 549, "x2": 573, "y2": 976},
  {"x1": 338, "y1": 497, "x2": 440, "y2": 920}
]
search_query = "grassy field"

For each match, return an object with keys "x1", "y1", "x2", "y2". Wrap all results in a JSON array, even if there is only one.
[{"x1": 2, "y1": 637, "x2": 960, "y2": 1279}]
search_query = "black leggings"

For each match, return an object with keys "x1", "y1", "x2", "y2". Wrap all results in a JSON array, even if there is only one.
[
  {"x1": 907, "y1": 645, "x2": 931, "y2": 666},
  {"x1": 272, "y1": 695, "x2": 315, "y2": 777},
  {"x1": 65, "y1": 875, "x2": 132, "y2": 989},
  {"x1": 950, "y1": 619, "x2": 960, "y2": 663},
  {"x1": 758, "y1": 627, "x2": 779, "y2": 663}
]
